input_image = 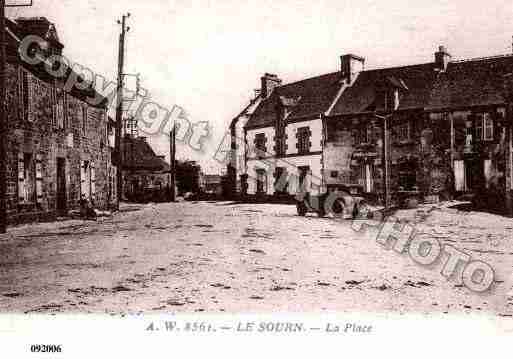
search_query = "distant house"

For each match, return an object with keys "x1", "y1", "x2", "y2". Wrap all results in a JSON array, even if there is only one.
[
  {"x1": 226, "y1": 91, "x2": 262, "y2": 197},
  {"x1": 121, "y1": 136, "x2": 171, "y2": 202},
  {"x1": 202, "y1": 174, "x2": 223, "y2": 195}
]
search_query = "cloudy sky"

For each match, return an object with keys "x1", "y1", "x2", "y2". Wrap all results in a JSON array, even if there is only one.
[{"x1": 7, "y1": 0, "x2": 513, "y2": 173}]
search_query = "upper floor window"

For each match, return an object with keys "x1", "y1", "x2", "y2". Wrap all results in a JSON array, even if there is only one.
[
  {"x1": 81, "y1": 105, "x2": 88, "y2": 135},
  {"x1": 19, "y1": 69, "x2": 32, "y2": 122},
  {"x1": 254, "y1": 133, "x2": 267, "y2": 157},
  {"x1": 474, "y1": 113, "x2": 494, "y2": 141},
  {"x1": 297, "y1": 127, "x2": 311, "y2": 154},
  {"x1": 395, "y1": 122, "x2": 410, "y2": 142}
]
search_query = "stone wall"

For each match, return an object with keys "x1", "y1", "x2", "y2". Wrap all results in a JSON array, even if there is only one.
[{"x1": 5, "y1": 61, "x2": 115, "y2": 224}]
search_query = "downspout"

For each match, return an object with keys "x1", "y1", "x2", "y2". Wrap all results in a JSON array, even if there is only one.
[{"x1": 320, "y1": 113, "x2": 326, "y2": 194}]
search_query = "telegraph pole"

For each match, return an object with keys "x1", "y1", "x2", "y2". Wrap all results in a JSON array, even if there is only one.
[
  {"x1": 114, "y1": 13, "x2": 130, "y2": 210},
  {"x1": 170, "y1": 123, "x2": 176, "y2": 202},
  {"x1": 375, "y1": 113, "x2": 392, "y2": 211},
  {"x1": 0, "y1": 0, "x2": 7, "y2": 233}
]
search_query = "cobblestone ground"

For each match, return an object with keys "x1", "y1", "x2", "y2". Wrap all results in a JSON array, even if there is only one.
[{"x1": 0, "y1": 201, "x2": 512, "y2": 316}]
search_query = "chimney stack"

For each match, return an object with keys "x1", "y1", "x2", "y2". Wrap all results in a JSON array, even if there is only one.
[
  {"x1": 340, "y1": 54, "x2": 365, "y2": 85},
  {"x1": 435, "y1": 46, "x2": 451, "y2": 72},
  {"x1": 261, "y1": 73, "x2": 281, "y2": 99}
]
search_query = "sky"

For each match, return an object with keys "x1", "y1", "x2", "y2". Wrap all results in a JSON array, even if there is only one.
[{"x1": 7, "y1": 0, "x2": 513, "y2": 174}]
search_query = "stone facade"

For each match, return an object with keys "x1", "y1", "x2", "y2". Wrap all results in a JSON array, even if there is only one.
[{"x1": 4, "y1": 18, "x2": 115, "y2": 224}]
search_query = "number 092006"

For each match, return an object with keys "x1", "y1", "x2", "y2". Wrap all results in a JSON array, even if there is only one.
[{"x1": 30, "y1": 345, "x2": 62, "y2": 353}]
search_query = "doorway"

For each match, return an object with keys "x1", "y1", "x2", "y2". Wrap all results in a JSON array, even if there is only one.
[{"x1": 56, "y1": 157, "x2": 67, "y2": 215}]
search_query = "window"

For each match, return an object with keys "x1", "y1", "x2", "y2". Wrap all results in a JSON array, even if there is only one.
[
  {"x1": 256, "y1": 168, "x2": 267, "y2": 194},
  {"x1": 275, "y1": 114, "x2": 286, "y2": 156},
  {"x1": 483, "y1": 113, "x2": 493, "y2": 141},
  {"x1": 56, "y1": 89, "x2": 65, "y2": 129},
  {"x1": 254, "y1": 133, "x2": 266, "y2": 157},
  {"x1": 20, "y1": 69, "x2": 32, "y2": 122},
  {"x1": 298, "y1": 166, "x2": 310, "y2": 191},
  {"x1": 18, "y1": 153, "x2": 35, "y2": 203},
  {"x1": 80, "y1": 105, "x2": 88, "y2": 135},
  {"x1": 395, "y1": 122, "x2": 410, "y2": 142},
  {"x1": 473, "y1": 113, "x2": 494, "y2": 141},
  {"x1": 274, "y1": 167, "x2": 288, "y2": 194},
  {"x1": 297, "y1": 127, "x2": 311, "y2": 154},
  {"x1": 397, "y1": 159, "x2": 417, "y2": 191},
  {"x1": 80, "y1": 160, "x2": 96, "y2": 201}
]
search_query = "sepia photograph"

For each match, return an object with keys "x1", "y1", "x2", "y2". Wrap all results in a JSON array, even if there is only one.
[{"x1": 0, "y1": 0, "x2": 512, "y2": 357}]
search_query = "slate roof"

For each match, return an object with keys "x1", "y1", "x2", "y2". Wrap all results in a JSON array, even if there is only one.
[
  {"x1": 330, "y1": 63, "x2": 438, "y2": 116},
  {"x1": 5, "y1": 17, "x2": 108, "y2": 109},
  {"x1": 122, "y1": 136, "x2": 170, "y2": 172},
  {"x1": 15, "y1": 17, "x2": 64, "y2": 50},
  {"x1": 245, "y1": 71, "x2": 343, "y2": 129},
  {"x1": 427, "y1": 55, "x2": 513, "y2": 110}
]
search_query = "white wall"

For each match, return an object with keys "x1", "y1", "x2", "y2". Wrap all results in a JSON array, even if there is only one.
[
  {"x1": 246, "y1": 126, "x2": 276, "y2": 158},
  {"x1": 286, "y1": 118, "x2": 323, "y2": 155},
  {"x1": 246, "y1": 154, "x2": 323, "y2": 195}
]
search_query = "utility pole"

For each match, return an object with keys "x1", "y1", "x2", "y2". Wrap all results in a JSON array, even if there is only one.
[
  {"x1": 170, "y1": 123, "x2": 176, "y2": 202},
  {"x1": 0, "y1": 0, "x2": 6, "y2": 234},
  {"x1": 114, "y1": 13, "x2": 130, "y2": 210},
  {"x1": 375, "y1": 113, "x2": 392, "y2": 211}
]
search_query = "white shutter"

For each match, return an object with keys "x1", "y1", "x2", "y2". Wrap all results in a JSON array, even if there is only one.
[
  {"x1": 454, "y1": 160, "x2": 465, "y2": 192},
  {"x1": 80, "y1": 160, "x2": 87, "y2": 199},
  {"x1": 35, "y1": 154, "x2": 43, "y2": 204},
  {"x1": 91, "y1": 161, "x2": 96, "y2": 200},
  {"x1": 18, "y1": 153, "x2": 25, "y2": 202},
  {"x1": 484, "y1": 159, "x2": 492, "y2": 188}
]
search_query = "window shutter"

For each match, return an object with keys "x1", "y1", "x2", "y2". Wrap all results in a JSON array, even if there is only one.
[
  {"x1": 35, "y1": 154, "x2": 43, "y2": 204},
  {"x1": 80, "y1": 160, "x2": 86, "y2": 198},
  {"x1": 91, "y1": 161, "x2": 96, "y2": 199},
  {"x1": 18, "y1": 153, "x2": 25, "y2": 202},
  {"x1": 26, "y1": 72, "x2": 33, "y2": 122}
]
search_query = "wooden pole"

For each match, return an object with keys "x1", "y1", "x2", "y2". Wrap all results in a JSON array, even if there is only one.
[
  {"x1": 0, "y1": 0, "x2": 6, "y2": 233},
  {"x1": 115, "y1": 14, "x2": 129, "y2": 210},
  {"x1": 170, "y1": 123, "x2": 176, "y2": 202}
]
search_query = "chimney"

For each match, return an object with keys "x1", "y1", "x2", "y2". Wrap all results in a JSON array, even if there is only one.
[
  {"x1": 261, "y1": 73, "x2": 282, "y2": 98},
  {"x1": 340, "y1": 54, "x2": 365, "y2": 85},
  {"x1": 435, "y1": 46, "x2": 451, "y2": 72}
]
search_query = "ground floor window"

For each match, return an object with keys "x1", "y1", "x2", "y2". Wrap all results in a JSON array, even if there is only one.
[
  {"x1": 359, "y1": 163, "x2": 374, "y2": 193},
  {"x1": 18, "y1": 152, "x2": 35, "y2": 203},
  {"x1": 80, "y1": 160, "x2": 96, "y2": 202},
  {"x1": 298, "y1": 166, "x2": 310, "y2": 192},
  {"x1": 256, "y1": 169, "x2": 267, "y2": 194},
  {"x1": 398, "y1": 159, "x2": 418, "y2": 191},
  {"x1": 274, "y1": 167, "x2": 288, "y2": 194}
]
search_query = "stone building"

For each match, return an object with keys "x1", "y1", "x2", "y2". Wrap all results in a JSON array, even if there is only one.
[
  {"x1": 121, "y1": 136, "x2": 171, "y2": 202},
  {"x1": 4, "y1": 17, "x2": 115, "y2": 223},
  {"x1": 326, "y1": 47, "x2": 513, "y2": 213},
  {"x1": 229, "y1": 46, "x2": 513, "y2": 214}
]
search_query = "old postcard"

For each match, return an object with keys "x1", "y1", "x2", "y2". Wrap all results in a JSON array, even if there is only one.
[{"x1": 0, "y1": 0, "x2": 512, "y2": 357}]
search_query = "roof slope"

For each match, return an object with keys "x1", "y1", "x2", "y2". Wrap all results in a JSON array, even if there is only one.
[
  {"x1": 427, "y1": 55, "x2": 513, "y2": 110},
  {"x1": 122, "y1": 137, "x2": 169, "y2": 171},
  {"x1": 246, "y1": 71, "x2": 342, "y2": 129},
  {"x1": 5, "y1": 17, "x2": 107, "y2": 108},
  {"x1": 330, "y1": 63, "x2": 438, "y2": 116}
]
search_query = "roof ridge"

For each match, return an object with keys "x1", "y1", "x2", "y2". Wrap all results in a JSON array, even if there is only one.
[
  {"x1": 363, "y1": 62, "x2": 434, "y2": 72},
  {"x1": 276, "y1": 70, "x2": 340, "y2": 89},
  {"x1": 450, "y1": 53, "x2": 513, "y2": 64}
]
